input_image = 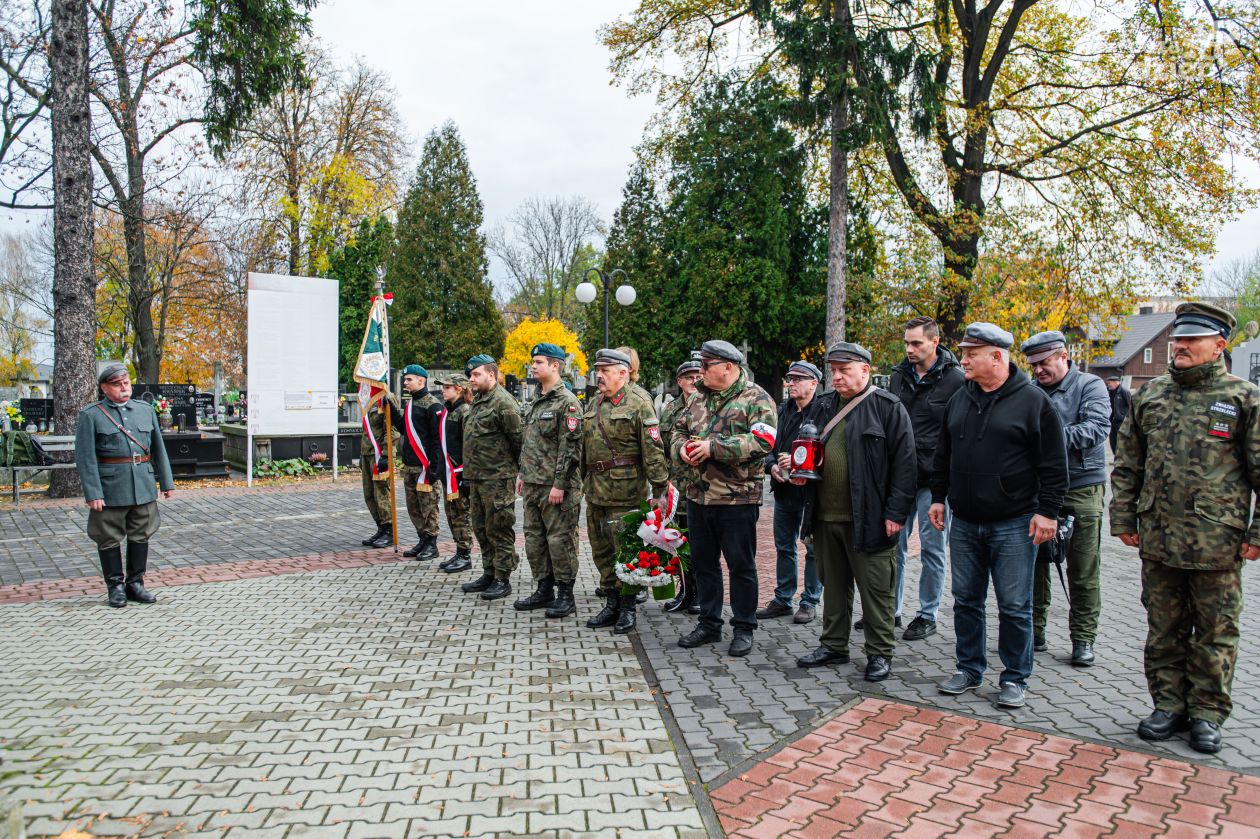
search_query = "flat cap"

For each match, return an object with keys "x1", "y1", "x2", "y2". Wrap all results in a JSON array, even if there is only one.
[
  {"x1": 675, "y1": 359, "x2": 702, "y2": 379},
  {"x1": 957, "y1": 322, "x2": 1014, "y2": 350},
  {"x1": 1172, "y1": 301, "x2": 1234, "y2": 339},
  {"x1": 530, "y1": 342, "x2": 566, "y2": 361},
  {"x1": 593, "y1": 348, "x2": 631, "y2": 368},
  {"x1": 1105, "y1": 375, "x2": 1121, "y2": 382},
  {"x1": 465, "y1": 354, "x2": 495, "y2": 374},
  {"x1": 402, "y1": 364, "x2": 429, "y2": 379},
  {"x1": 98, "y1": 364, "x2": 128, "y2": 385},
  {"x1": 786, "y1": 360, "x2": 823, "y2": 381},
  {"x1": 434, "y1": 372, "x2": 469, "y2": 387},
  {"x1": 825, "y1": 341, "x2": 872, "y2": 364},
  {"x1": 1019, "y1": 330, "x2": 1068, "y2": 363},
  {"x1": 699, "y1": 340, "x2": 744, "y2": 364}
]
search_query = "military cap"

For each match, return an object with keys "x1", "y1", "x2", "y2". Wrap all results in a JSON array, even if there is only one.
[
  {"x1": 402, "y1": 363, "x2": 429, "y2": 379},
  {"x1": 825, "y1": 341, "x2": 872, "y2": 365},
  {"x1": 957, "y1": 322, "x2": 1014, "y2": 349},
  {"x1": 1105, "y1": 375, "x2": 1121, "y2": 382},
  {"x1": 593, "y1": 348, "x2": 632, "y2": 368},
  {"x1": 1171, "y1": 301, "x2": 1234, "y2": 339},
  {"x1": 675, "y1": 359, "x2": 702, "y2": 379},
  {"x1": 98, "y1": 364, "x2": 128, "y2": 384},
  {"x1": 786, "y1": 360, "x2": 823, "y2": 381},
  {"x1": 1019, "y1": 330, "x2": 1068, "y2": 364},
  {"x1": 530, "y1": 342, "x2": 566, "y2": 361},
  {"x1": 434, "y1": 372, "x2": 469, "y2": 387},
  {"x1": 465, "y1": 354, "x2": 495, "y2": 375},
  {"x1": 699, "y1": 340, "x2": 744, "y2": 364}
]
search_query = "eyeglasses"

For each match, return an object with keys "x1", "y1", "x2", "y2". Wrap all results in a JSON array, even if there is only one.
[{"x1": 701, "y1": 359, "x2": 729, "y2": 368}]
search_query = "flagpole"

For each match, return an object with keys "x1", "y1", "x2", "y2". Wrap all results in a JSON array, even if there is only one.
[{"x1": 375, "y1": 269, "x2": 399, "y2": 552}]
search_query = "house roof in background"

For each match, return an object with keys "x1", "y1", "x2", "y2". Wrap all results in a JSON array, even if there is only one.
[{"x1": 1090, "y1": 312, "x2": 1175, "y2": 367}]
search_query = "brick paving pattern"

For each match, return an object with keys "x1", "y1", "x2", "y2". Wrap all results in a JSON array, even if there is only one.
[
  {"x1": 0, "y1": 554, "x2": 707, "y2": 838},
  {"x1": 710, "y1": 697, "x2": 1260, "y2": 838}
]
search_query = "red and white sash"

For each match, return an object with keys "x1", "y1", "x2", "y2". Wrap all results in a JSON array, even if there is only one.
[
  {"x1": 403, "y1": 400, "x2": 431, "y2": 484},
  {"x1": 438, "y1": 407, "x2": 463, "y2": 498}
]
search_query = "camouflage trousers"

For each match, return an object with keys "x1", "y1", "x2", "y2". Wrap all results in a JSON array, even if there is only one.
[
  {"x1": 1034, "y1": 483, "x2": 1104, "y2": 643},
  {"x1": 402, "y1": 467, "x2": 440, "y2": 538},
  {"x1": 522, "y1": 483, "x2": 581, "y2": 583},
  {"x1": 1141, "y1": 559, "x2": 1243, "y2": 725},
  {"x1": 467, "y1": 477, "x2": 519, "y2": 579},
  {"x1": 586, "y1": 502, "x2": 635, "y2": 592},
  {"x1": 361, "y1": 463, "x2": 393, "y2": 526},
  {"x1": 441, "y1": 484, "x2": 473, "y2": 552}
]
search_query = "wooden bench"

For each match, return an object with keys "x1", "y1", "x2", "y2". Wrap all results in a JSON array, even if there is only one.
[{"x1": 8, "y1": 435, "x2": 77, "y2": 506}]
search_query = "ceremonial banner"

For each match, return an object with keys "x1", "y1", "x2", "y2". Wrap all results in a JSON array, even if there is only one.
[{"x1": 354, "y1": 294, "x2": 392, "y2": 474}]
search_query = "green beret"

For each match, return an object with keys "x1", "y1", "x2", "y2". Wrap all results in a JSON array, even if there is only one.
[
  {"x1": 402, "y1": 364, "x2": 429, "y2": 378},
  {"x1": 530, "y1": 342, "x2": 566, "y2": 361},
  {"x1": 465, "y1": 354, "x2": 495, "y2": 375}
]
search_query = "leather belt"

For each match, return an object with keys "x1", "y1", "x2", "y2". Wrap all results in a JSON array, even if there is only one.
[
  {"x1": 587, "y1": 455, "x2": 641, "y2": 473},
  {"x1": 97, "y1": 454, "x2": 150, "y2": 465}
]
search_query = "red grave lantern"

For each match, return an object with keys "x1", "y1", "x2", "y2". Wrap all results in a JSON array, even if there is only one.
[{"x1": 789, "y1": 421, "x2": 824, "y2": 481}]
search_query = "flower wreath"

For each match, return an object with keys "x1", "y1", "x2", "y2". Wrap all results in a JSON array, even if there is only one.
[{"x1": 612, "y1": 482, "x2": 690, "y2": 599}]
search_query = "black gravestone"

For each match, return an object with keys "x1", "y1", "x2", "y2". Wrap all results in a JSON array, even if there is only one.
[
  {"x1": 133, "y1": 383, "x2": 197, "y2": 430},
  {"x1": 194, "y1": 392, "x2": 216, "y2": 421},
  {"x1": 18, "y1": 398, "x2": 54, "y2": 429}
]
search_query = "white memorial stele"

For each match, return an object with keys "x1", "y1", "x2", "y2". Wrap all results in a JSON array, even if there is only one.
[{"x1": 246, "y1": 272, "x2": 340, "y2": 486}]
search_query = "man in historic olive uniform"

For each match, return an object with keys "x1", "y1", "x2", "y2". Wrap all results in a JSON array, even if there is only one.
[
  {"x1": 74, "y1": 365, "x2": 175, "y2": 607},
  {"x1": 459, "y1": 354, "x2": 524, "y2": 601},
  {"x1": 582, "y1": 348, "x2": 670, "y2": 634},
  {"x1": 515, "y1": 343, "x2": 584, "y2": 618},
  {"x1": 360, "y1": 393, "x2": 397, "y2": 549},
  {"x1": 1112, "y1": 301, "x2": 1260, "y2": 754},
  {"x1": 391, "y1": 364, "x2": 442, "y2": 559},
  {"x1": 660, "y1": 355, "x2": 702, "y2": 613},
  {"x1": 671, "y1": 340, "x2": 777, "y2": 657}
]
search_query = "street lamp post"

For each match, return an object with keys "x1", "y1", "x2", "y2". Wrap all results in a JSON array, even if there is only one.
[{"x1": 575, "y1": 268, "x2": 635, "y2": 348}]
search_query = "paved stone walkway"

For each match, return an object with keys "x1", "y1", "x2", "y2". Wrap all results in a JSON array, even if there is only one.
[
  {"x1": 0, "y1": 554, "x2": 707, "y2": 838},
  {"x1": 3, "y1": 480, "x2": 1258, "y2": 838}
]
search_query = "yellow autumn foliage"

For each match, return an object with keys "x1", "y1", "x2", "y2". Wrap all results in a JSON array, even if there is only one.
[{"x1": 502, "y1": 318, "x2": 588, "y2": 379}]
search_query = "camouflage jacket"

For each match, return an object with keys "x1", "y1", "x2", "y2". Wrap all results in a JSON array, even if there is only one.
[
  {"x1": 581, "y1": 384, "x2": 669, "y2": 506},
  {"x1": 463, "y1": 385, "x2": 523, "y2": 480},
  {"x1": 660, "y1": 394, "x2": 692, "y2": 489},
  {"x1": 1111, "y1": 358, "x2": 1260, "y2": 570},
  {"x1": 671, "y1": 372, "x2": 777, "y2": 505},
  {"x1": 521, "y1": 383, "x2": 583, "y2": 492},
  {"x1": 361, "y1": 405, "x2": 397, "y2": 462}
]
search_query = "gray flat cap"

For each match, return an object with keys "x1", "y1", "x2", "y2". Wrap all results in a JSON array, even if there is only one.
[
  {"x1": 1020, "y1": 330, "x2": 1068, "y2": 363},
  {"x1": 699, "y1": 340, "x2": 743, "y2": 364},
  {"x1": 825, "y1": 341, "x2": 872, "y2": 364},
  {"x1": 957, "y1": 322, "x2": 1014, "y2": 350},
  {"x1": 1105, "y1": 375, "x2": 1121, "y2": 382},
  {"x1": 786, "y1": 360, "x2": 823, "y2": 381},
  {"x1": 675, "y1": 359, "x2": 702, "y2": 378},
  {"x1": 593, "y1": 348, "x2": 632, "y2": 368},
  {"x1": 98, "y1": 364, "x2": 128, "y2": 384}
]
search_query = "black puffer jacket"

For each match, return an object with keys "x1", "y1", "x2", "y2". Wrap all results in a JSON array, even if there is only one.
[
  {"x1": 800, "y1": 386, "x2": 918, "y2": 553},
  {"x1": 888, "y1": 348, "x2": 965, "y2": 487}
]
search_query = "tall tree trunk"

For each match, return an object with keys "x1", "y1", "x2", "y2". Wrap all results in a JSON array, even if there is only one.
[
  {"x1": 826, "y1": 84, "x2": 849, "y2": 347},
  {"x1": 48, "y1": 0, "x2": 94, "y2": 497}
]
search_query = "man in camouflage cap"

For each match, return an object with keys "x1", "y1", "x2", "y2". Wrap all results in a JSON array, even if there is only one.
[
  {"x1": 1112, "y1": 301, "x2": 1260, "y2": 754},
  {"x1": 459, "y1": 354, "x2": 524, "y2": 601},
  {"x1": 671, "y1": 339, "x2": 777, "y2": 657},
  {"x1": 433, "y1": 372, "x2": 475, "y2": 572},
  {"x1": 360, "y1": 388, "x2": 398, "y2": 549},
  {"x1": 514, "y1": 342, "x2": 584, "y2": 619},
  {"x1": 582, "y1": 348, "x2": 670, "y2": 634},
  {"x1": 660, "y1": 354, "x2": 703, "y2": 613}
]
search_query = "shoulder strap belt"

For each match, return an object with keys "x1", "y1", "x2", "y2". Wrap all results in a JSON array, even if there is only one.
[
  {"x1": 819, "y1": 387, "x2": 875, "y2": 443},
  {"x1": 95, "y1": 404, "x2": 150, "y2": 456}
]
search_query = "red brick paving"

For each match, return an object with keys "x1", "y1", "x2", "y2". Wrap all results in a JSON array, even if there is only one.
[{"x1": 711, "y1": 698, "x2": 1254, "y2": 838}]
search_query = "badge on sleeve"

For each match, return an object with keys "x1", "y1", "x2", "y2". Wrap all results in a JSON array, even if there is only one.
[
  {"x1": 648, "y1": 426, "x2": 661, "y2": 442},
  {"x1": 566, "y1": 416, "x2": 579, "y2": 432}
]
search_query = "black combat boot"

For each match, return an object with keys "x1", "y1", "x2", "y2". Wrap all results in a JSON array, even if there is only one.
[
  {"x1": 461, "y1": 573, "x2": 495, "y2": 593},
  {"x1": 663, "y1": 573, "x2": 696, "y2": 613},
  {"x1": 124, "y1": 541, "x2": 156, "y2": 603},
  {"x1": 442, "y1": 548, "x2": 473, "y2": 573},
  {"x1": 514, "y1": 577, "x2": 555, "y2": 611},
  {"x1": 635, "y1": 589, "x2": 649, "y2": 605},
  {"x1": 614, "y1": 595, "x2": 638, "y2": 634},
  {"x1": 416, "y1": 534, "x2": 440, "y2": 561},
  {"x1": 361, "y1": 523, "x2": 388, "y2": 547},
  {"x1": 546, "y1": 581, "x2": 576, "y2": 618},
  {"x1": 586, "y1": 593, "x2": 620, "y2": 628},
  {"x1": 481, "y1": 578, "x2": 513, "y2": 601},
  {"x1": 367, "y1": 526, "x2": 393, "y2": 549},
  {"x1": 100, "y1": 546, "x2": 126, "y2": 608},
  {"x1": 402, "y1": 535, "x2": 426, "y2": 557}
]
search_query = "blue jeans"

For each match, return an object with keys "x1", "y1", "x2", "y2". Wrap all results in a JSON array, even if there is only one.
[
  {"x1": 771, "y1": 495, "x2": 820, "y2": 609},
  {"x1": 949, "y1": 515, "x2": 1037, "y2": 685},
  {"x1": 895, "y1": 488, "x2": 950, "y2": 621}
]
